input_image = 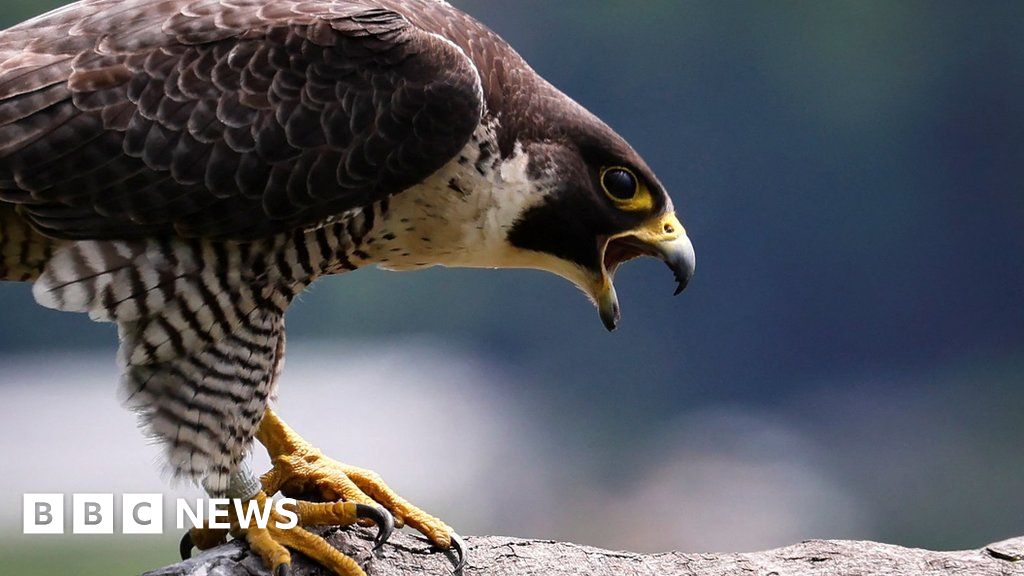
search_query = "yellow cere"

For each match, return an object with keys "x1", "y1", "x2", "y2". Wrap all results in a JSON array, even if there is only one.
[{"x1": 613, "y1": 212, "x2": 685, "y2": 245}]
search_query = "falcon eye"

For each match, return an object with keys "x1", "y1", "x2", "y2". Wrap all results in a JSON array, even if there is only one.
[{"x1": 601, "y1": 167, "x2": 639, "y2": 201}]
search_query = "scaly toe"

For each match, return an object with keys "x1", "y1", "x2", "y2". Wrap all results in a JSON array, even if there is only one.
[
  {"x1": 290, "y1": 500, "x2": 394, "y2": 551},
  {"x1": 272, "y1": 524, "x2": 367, "y2": 576},
  {"x1": 255, "y1": 412, "x2": 462, "y2": 573},
  {"x1": 339, "y1": 464, "x2": 452, "y2": 548}
]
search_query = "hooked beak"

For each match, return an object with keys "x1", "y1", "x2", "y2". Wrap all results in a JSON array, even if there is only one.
[{"x1": 594, "y1": 212, "x2": 696, "y2": 331}]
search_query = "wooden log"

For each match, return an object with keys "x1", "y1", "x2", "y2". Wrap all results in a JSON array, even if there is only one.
[{"x1": 145, "y1": 526, "x2": 1024, "y2": 576}]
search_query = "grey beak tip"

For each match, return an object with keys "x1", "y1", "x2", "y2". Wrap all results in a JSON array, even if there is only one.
[
  {"x1": 667, "y1": 236, "x2": 695, "y2": 296},
  {"x1": 673, "y1": 267, "x2": 692, "y2": 296}
]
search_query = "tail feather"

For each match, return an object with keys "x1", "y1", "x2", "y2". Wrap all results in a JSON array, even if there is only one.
[{"x1": 0, "y1": 203, "x2": 59, "y2": 281}]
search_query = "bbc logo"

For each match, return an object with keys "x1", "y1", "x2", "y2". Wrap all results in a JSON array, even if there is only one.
[
  {"x1": 23, "y1": 494, "x2": 163, "y2": 535},
  {"x1": 25, "y1": 493, "x2": 298, "y2": 534}
]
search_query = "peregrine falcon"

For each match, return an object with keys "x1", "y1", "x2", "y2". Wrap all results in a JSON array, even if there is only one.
[{"x1": 0, "y1": 0, "x2": 695, "y2": 574}]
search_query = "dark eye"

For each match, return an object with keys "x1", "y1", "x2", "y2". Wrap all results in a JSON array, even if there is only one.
[{"x1": 601, "y1": 167, "x2": 639, "y2": 201}]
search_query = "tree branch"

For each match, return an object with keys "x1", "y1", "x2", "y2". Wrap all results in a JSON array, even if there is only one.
[{"x1": 145, "y1": 527, "x2": 1024, "y2": 576}]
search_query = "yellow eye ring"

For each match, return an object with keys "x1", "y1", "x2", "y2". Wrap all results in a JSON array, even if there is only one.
[{"x1": 600, "y1": 166, "x2": 653, "y2": 212}]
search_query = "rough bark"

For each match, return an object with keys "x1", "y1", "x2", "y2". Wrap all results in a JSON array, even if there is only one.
[{"x1": 145, "y1": 527, "x2": 1023, "y2": 576}]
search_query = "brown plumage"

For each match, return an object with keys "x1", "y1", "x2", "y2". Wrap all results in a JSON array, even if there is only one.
[
  {"x1": 0, "y1": 0, "x2": 515, "y2": 492},
  {"x1": 0, "y1": 0, "x2": 694, "y2": 511},
  {"x1": 0, "y1": 3, "x2": 697, "y2": 573},
  {"x1": 0, "y1": 0, "x2": 491, "y2": 240}
]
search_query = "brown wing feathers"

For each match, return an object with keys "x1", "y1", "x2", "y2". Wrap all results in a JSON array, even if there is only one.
[{"x1": 0, "y1": 0, "x2": 483, "y2": 241}]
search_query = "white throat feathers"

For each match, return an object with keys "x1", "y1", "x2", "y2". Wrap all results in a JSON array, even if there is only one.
[{"x1": 362, "y1": 123, "x2": 552, "y2": 272}]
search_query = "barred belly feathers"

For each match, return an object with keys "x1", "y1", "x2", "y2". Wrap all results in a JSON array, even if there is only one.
[
  {"x1": 0, "y1": 0, "x2": 694, "y2": 499},
  {"x1": 0, "y1": 2, "x2": 698, "y2": 573}
]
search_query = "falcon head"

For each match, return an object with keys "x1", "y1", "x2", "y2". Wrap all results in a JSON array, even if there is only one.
[{"x1": 504, "y1": 103, "x2": 696, "y2": 331}]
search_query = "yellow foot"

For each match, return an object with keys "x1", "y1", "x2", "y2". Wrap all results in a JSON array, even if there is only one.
[
  {"x1": 182, "y1": 410, "x2": 464, "y2": 576},
  {"x1": 181, "y1": 491, "x2": 388, "y2": 576},
  {"x1": 258, "y1": 411, "x2": 464, "y2": 562}
]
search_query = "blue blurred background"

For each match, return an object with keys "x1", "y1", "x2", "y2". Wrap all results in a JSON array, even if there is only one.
[{"x1": 1, "y1": 1, "x2": 1022, "y2": 574}]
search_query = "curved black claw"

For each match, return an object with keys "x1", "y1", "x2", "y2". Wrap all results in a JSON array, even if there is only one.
[
  {"x1": 179, "y1": 531, "x2": 193, "y2": 560},
  {"x1": 355, "y1": 504, "x2": 395, "y2": 550},
  {"x1": 274, "y1": 564, "x2": 290, "y2": 576},
  {"x1": 448, "y1": 532, "x2": 467, "y2": 574}
]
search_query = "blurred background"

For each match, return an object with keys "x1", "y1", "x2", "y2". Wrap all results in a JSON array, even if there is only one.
[{"x1": 1, "y1": 0, "x2": 1022, "y2": 574}]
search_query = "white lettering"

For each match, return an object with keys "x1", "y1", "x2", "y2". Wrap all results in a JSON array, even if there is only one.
[
  {"x1": 233, "y1": 498, "x2": 273, "y2": 530},
  {"x1": 274, "y1": 498, "x2": 298, "y2": 530},
  {"x1": 176, "y1": 498, "x2": 204, "y2": 530},
  {"x1": 208, "y1": 498, "x2": 231, "y2": 529}
]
